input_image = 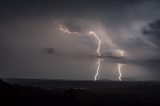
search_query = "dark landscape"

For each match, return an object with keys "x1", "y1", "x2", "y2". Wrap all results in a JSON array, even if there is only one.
[
  {"x1": 0, "y1": 79, "x2": 160, "y2": 106},
  {"x1": 1, "y1": 0, "x2": 160, "y2": 106}
]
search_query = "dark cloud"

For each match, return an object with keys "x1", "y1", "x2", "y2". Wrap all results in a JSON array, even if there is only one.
[
  {"x1": 1, "y1": 0, "x2": 160, "y2": 80},
  {"x1": 43, "y1": 48, "x2": 57, "y2": 54},
  {"x1": 143, "y1": 20, "x2": 160, "y2": 49},
  {"x1": 63, "y1": 19, "x2": 85, "y2": 33}
]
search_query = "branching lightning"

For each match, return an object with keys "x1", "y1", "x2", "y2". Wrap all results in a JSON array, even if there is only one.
[{"x1": 89, "y1": 31, "x2": 102, "y2": 81}]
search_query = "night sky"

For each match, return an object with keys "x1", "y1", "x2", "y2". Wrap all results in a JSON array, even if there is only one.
[{"x1": 1, "y1": 0, "x2": 160, "y2": 81}]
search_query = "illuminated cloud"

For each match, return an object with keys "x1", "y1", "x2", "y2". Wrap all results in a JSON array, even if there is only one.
[{"x1": 1, "y1": 0, "x2": 160, "y2": 80}]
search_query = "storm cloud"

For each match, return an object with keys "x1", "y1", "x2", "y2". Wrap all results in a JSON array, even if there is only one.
[{"x1": 1, "y1": 0, "x2": 160, "y2": 80}]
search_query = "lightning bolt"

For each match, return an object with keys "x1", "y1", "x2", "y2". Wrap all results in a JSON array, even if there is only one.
[
  {"x1": 117, "y1": 50, "x2": 124, "y2": 81},
  {"x1": 59, "y1": 25, "x2": 71, "y2": 34},
  {"x1": 59, "y1": 25, "x2": 103, "y2": 81},
  {"x1": 89, "y1": 31, "x2": 102, "y2": 81},
  {"x1": 59, "y1": 24, "x2": 79, "y2": 35},
  {"x1": 95, "y1": 58, "x2": 101, "y2": 81},
  {"x1": 117, "y1": 63, "x2": 123, "y2": 81}
]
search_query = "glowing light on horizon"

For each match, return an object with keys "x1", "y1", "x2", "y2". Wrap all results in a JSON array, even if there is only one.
[{"x1": 89, "y1": 31, "x2": 102, "y2": 81}]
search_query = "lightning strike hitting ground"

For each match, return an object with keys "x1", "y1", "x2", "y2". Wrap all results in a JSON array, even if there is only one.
[
  {"x1": 95, "y1": 58, "x2": 101, "y2": 80},
  {"x1": 117, "y1": 63, "x2": 123, "y2": 81},
  {"x1": 59, "y1": 26, "x2": 102, "y2": 81},
  {"x1": 117, "y1": 50, "x2": 124, "y2": 81},
  {"x1": 89, "y1": 31, "x2": 102, "y2": 81}
]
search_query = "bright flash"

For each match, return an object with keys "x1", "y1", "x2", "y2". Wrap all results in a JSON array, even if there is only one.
[
  {"x1": 89, "y1": 31, "x2": 102, "y2": 81},
  {"x1": 116, "y1": 50, "x2": 124, "y2": 57},
  {"x1": 59, "y1": 24, "x2": 79, "y2": 35},
  {"x1": 116, "y1": 50, "x2": 125, "y2": 81},
  {"x1": 59, "y1": 25, "x2": 71, "y2": 34},
  {"x1": 120, "y1": 51, "x2": 124, "y2": 56},
  {"x1": 89, "y1": 31, "x2": 102, "y2": 56},
  {"x1": 117, "y1": 63, "x2": 123, "y2": 81}
]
